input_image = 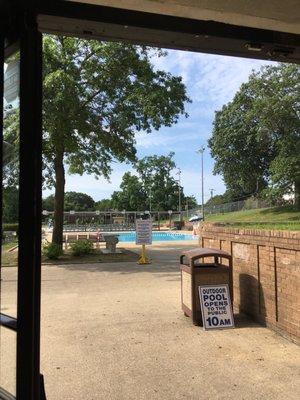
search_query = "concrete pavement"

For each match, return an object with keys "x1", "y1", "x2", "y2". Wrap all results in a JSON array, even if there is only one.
[{"x1": 1, "y1": 243, "x2": 300, "y2": 399}]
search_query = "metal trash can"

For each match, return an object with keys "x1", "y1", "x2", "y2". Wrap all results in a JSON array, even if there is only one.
[{"x1": 180, "y1": 248, "x2": 233, "y2": 326}]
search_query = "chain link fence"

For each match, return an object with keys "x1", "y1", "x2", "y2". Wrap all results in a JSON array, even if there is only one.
[{"x1": 188, "y1": 197, "x2": 271, "y2": 217}]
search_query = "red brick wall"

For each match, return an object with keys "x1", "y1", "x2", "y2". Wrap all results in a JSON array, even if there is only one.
[{"x1": 199, "y1": 224, "x2": 300, "y2": 343}]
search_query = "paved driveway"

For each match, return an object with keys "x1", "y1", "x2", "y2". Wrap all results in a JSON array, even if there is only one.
[{"x1": 1, "y1": 243, "x2": 300, "y2": 399}]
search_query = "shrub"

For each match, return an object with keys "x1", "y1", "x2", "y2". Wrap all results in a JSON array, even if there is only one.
[
  {"x1": 43, "y1": 242, "x2": 62, "y2": 260},
  {"x1": 243, "y1": 197, "x2": 259, "y2": 210},
  {"x1": 70, "y1": 240, "x2": 93, "y2": 256},
  {"x1": 3, "y1": 223, "x2": 19, "y2": 234}
]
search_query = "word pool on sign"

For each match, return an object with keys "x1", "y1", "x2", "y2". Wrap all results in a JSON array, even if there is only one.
[
  {"x1": 136, "y1": 219, "x2": 152, "y2": 245},
  {"x1": 198, "y1": 284, "x2": 234, "y2": 330}
]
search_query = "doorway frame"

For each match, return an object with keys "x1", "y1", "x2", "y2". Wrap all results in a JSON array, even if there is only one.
[{"x1": 0, "y1": 4, "x2": 43, "y2": 400}]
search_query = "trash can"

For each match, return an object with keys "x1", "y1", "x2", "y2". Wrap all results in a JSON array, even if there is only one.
[{"x1": 180, "y1": 248, "x2": 233, "y2": 326}]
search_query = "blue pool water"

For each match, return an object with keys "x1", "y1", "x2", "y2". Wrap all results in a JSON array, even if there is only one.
[{"x1": 116, "y1": 231, "x2": 197, "y2": 242}]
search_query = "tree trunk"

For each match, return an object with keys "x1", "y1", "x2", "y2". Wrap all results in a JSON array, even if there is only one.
[
  {"x1": 295, "y1": 176, "x2": 300, "y2": 210},
  {"x1": 52, "y1": 151, "x2": 65, "y2": 247}
]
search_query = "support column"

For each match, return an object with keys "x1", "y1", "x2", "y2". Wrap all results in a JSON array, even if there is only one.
[{"x1": 17, "y1": 10, "x2": 43, "y2": 400}]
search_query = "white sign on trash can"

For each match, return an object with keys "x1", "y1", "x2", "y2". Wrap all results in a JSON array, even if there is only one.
[
  {"x1": 198, "y1": 284, "x2": 234, "y2": 330},
  {"x1": 136, "y1": 219, "x2": 152, "y2": 245}
]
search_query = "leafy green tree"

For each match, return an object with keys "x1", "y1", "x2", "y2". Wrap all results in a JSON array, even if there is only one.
[
  {"x1": 204, "y1": 190, "x2": 244, "y2": 207},
  {"x1": 43, "y1": 192, "x2": 95, "y2": 211},
  {"x1": 94, "y1": 198, "x2": 113, "y2": 211},
  {"x1": 3, "y1": 112, "x2": 19, "y2": 187},
  {"x1": 184, "y1": 195, "x2": 198, "y2": 210},
  {"x1": 136, "y1": 152, "x2": 183, "y2": 211},
  {"x1": 111, "y1": 172, "x2": 147, "y2": 211},
  {"x1": 42, "y1": 194, "x2": 54, "y2": 211},
  {"x1": 111, "y1": 153, "x2": 190, "y2": 211},
  {"x1": 204, "y1": 194, "x2": 225, "y2": 207},
  {"x1": 3, "y1": 186, "x2": 19, "y2": 223},
  {"x1": 42, "y1": 36, "x2": 189, "y2": 245},
  {"x1": 209, "y1": 63, "x2": 300, "y2": 208},
  {"x1": 3, "y1": 107, "x2": 19, "y2": 223},
  {"x1": 64, "y1": 192, "x2": 95, "y2": 211}
]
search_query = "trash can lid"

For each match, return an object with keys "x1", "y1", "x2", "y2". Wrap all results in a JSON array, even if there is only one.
[{"x1": 180, "y1": 247, "x2": 231, "y2": 264}]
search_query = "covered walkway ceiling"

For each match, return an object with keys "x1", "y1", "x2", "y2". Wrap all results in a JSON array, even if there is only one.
[
  {"x1": 72, "y1": 0, "x2": 300, "y2": 35},
  {"x1": 37, "y1": 1, "x2": 300, "y2": 63}
]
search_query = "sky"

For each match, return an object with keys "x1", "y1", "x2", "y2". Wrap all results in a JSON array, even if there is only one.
[{"x1": 43, "y1": 49, "x2": 273, "y2": 204}]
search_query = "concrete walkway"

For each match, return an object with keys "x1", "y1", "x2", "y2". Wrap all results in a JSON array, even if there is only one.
[{"x1": 1, "y1": 243, "x2": 300, "y2": 399}]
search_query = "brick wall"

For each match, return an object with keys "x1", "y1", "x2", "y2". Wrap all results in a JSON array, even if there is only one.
[{"x1": 199, "y1": 224, "x2": 300, "y2": 343}]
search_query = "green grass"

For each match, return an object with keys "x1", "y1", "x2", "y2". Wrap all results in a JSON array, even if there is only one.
[
  {"x1": 43, "y1": 248, "x2": 139, "y2": 264},
  {"x1": 1, "y1": 242, "x2": 139, "y2": 267},
  {"x1": 1, "y1": 242, "x2": 18, "y2": 266},
  {"x1": 205, "y1": 205, "x2": 300, "y2": 231}
]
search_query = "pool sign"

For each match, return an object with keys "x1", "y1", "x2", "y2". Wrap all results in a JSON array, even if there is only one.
[
  {"x1": 136, "y1": 219, "x2": 152, "y2": 245},
  {"x1": 198, "y1": 284, "x2": 234, "y2": 330}
]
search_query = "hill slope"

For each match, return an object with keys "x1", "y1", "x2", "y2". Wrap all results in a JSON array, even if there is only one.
[{"x1": 205, "y1": 205, "x2": 300, "y2": 230}]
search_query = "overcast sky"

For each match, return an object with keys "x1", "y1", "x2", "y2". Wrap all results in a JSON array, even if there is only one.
[{"x1": 43, "y1": 49, "x2": 273, "y2": 203}]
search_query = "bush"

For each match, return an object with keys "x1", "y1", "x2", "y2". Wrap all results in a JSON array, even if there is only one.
[
  {"x1": 3, "y1": 223, "x2": 18, "y2": 234},
  {"x1": 243, "y1": 197, "x2": 258, "y2": 210},
  {"x1": 70, "y1": 240, "x2": 93, "y2": 256},
  {"x1": 43, "y1": 242, "x2": 62, "y2": 260}
]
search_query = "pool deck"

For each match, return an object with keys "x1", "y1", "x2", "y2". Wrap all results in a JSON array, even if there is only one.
[{"x1": 1, "y1": 242, "x2": 300, "y2": 399}]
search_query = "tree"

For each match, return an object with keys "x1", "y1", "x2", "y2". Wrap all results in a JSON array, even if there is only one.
[
  {"x1": 3, "y1": 111, "x2": 19, "y2": 187},
  {"x1": 3, "y1": 107, "x2": 19, "y2": 223},
  {"x1": 43, "y1": 192, "x2": 95, "y2": 211},
  {"x1": 42, "y1": 36, "x2": 189, "y2": 246},
  {"x1": 64, "y1": 192, "x2": 95, "y2": 211},
  {"x1": 110, "y1": 153, "x2": 189, "y2": 211},
  {"x1": 136, "y1": 152, "x2": 184, "y2": 211},
  {"x1": 184, "y1": 195, "x2": 198, "y2": 210},
  {"x1": 3, "y1": 186, "x2": 19, "y2": 223},
  {"x1": 94, "y1": 198, "x2": 113, "y2": 211},
  {"x1": 111, "y1": 172, "x2": 147, "y2": 211},
  {"x1": 209, "y1": 64, "x2": 300, "y2": 208},
  {"x1": 42, "y1": 194, "x2": 54, "y2": 211}
]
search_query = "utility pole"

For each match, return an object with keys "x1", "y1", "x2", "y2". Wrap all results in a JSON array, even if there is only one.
[
  {"x1": 196, "y1": 146, "x2": 205, "y2": 221},
  {"x1": 176, "y1": 168, "x2": 182, "y2": 223},
  {"x1": 186, "y1": 200, "x2": 189, "y2": 219}
]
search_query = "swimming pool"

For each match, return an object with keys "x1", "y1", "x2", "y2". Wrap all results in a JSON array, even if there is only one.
[{"x1": 115, "y1": 231, "x2": 197, "y2": 242}]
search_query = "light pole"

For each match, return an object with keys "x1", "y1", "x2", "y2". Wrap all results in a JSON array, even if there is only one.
[
  {"x1": 168, "y1": 210, "x2": 172, "y2": 230},
  {"x1": 209, "y1": 188, "x2": 215, "y2": 215},
  {"x1": 176, "y1": 168, "x2": 182, "y2": 223},
  {"x1": 148, "y1": 174, "x2": 154, "y2": 213},
  {"x1": 196, "y1": 146, "x2": 205, "y2": 221},
  {"x1": 149, "y1": 186, "x2": 152, "y2": 213}
]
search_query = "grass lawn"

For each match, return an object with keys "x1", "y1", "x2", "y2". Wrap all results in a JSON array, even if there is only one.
[
  {"x1": 1, "y1": 242, "x2": 18, "y2": 266},
  {"x1": 43, "y1": 248, "x2": 139, "y2": 265},
  {"x1": 205, "y1": 205, "x2": 300, "y2": 230},
  {"x1": 1, "y1": 243, "x2": 139, "y2": 267}
]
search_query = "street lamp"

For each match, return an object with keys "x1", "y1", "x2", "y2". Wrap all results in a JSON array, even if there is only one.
[
  {"x1": 168, "y1": 210, "x2": 173, "y2": 230},
  {"x1": 196, "y1": 146, "x2": 205, "y2": 221},
  {"x1": 148, "y1": 174, "x2": 154, "y2": 213},
  {"x1": 176, "y1": 168, "x2": 182, "y2": 223},
  {"x1": 149, "y1": 186, "x2": 152, "y2": 213}
]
